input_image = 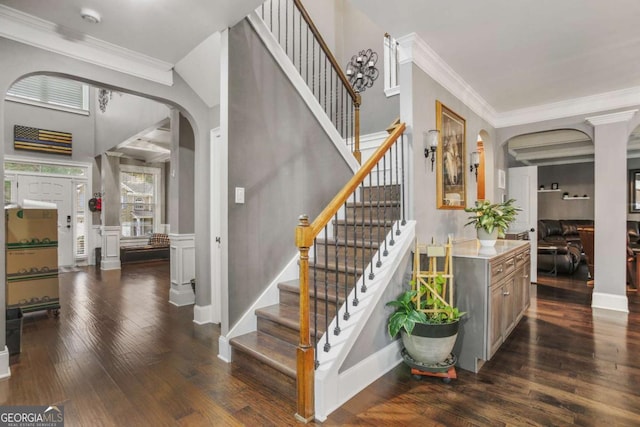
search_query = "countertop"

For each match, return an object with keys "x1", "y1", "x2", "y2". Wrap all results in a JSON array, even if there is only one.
[{"x1": 452, "y1": 239, "x2": 529, "y2": 259}]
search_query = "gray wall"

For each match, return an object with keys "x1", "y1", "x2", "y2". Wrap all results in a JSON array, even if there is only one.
[
  {"x1": 4, "y1": 97, "x2": 95, "y2": 161},
  {"x1": 178, "y1": 113, "x2": 195, "y2": 233},
  {"x1": 339, "y1": 1, "x2": 399, "y2": 134},
  {"x1": 538, "y1": 163, "x2": 594, "y2": 220},
  {"x1": 404, "y1": 63, "x2": 497, "y2": 244},
  {"x1": 227, "y1": 20, "x2": 353, "y2": 327},
  {"x1": 340, "y1": 251, "x2": 412, "y2": 372}
]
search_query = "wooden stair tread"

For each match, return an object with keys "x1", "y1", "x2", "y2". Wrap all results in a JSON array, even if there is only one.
[
  {"x1": 333, "y1": 218, "x2": 397, "y2": 226},
  {"x1": 312, "y1": 260, "x2": 365, "y2": 274},
  {"x1": 256, "y1": 304, "x2": 329, "y2": 334},
  {"x1": 278, "y1": 279, "x2": 351, "y2": 303},
  {"x1": 230, "y1": 331, "x2": 296, "y2": 378},
  {"x1": 315, "y1": 238, "x2": 380, "y2": 249},
  {"x1": 345, "y1": 200, "x2": 400, "y2": 207}
]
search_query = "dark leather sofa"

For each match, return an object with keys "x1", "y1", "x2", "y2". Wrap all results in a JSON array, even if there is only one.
[{"x1": 537, "y1": 219, "x2": 592, "y2": 275}]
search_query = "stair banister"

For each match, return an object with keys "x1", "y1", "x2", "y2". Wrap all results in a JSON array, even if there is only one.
[{"x1": 295, "y1": 120, "x2": 406, "y2": 421}]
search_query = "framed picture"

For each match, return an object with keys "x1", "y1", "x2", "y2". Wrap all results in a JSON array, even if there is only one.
[
  {"x1": 497, "y1": 169, "x2": 506, "y2": 189},
  {"x1": 436, "y1": 101, "x2": 466, "y2": 209},
  {"x1": 551, "y1": 182, "x2": 559, "y2": 190}
]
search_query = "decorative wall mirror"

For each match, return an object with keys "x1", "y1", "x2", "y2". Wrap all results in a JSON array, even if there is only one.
[{"x1": 629, "y1": 169, "x2": 640, "y2": 212}]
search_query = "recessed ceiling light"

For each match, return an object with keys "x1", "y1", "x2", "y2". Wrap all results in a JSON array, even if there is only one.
[{"x1": 80, "y1": 8, "x2": 101, "y2": 24}]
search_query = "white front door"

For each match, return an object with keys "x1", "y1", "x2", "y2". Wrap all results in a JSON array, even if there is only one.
[
  {"x1": 17, "y1": 175, "x2": 74, "y2": 266},
  {"x1": 508, "y1": 166, "x2": 538, "y2": 282}
]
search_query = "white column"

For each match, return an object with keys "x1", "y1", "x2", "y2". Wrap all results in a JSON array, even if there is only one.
[
  {"x1": 100, "y1": 226, "x2": 121, "y2": 270},
  {"x1": 586, "y1": 109, "x2": 637, "y2": 312},
  {"x1": 169, "y1": 233, "x2": 196, "y2": 306}
]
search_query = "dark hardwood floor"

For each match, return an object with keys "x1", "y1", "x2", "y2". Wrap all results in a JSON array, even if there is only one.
[{"x1": 2, "y1": 262, "x2": 639, "y2": 426}]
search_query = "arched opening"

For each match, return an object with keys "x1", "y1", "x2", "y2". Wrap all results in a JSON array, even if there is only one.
[
  {"x1": 507, "y1": 128, "x2": 594, "y2": 290},
  {"x1": 3, "y1": 72, "x2": 198, "y2": 309}
]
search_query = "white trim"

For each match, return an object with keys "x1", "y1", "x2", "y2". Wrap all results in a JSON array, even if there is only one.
[
  {"x1": 398, "y1": 33, "x2": 498, "y2": 128},
  {"x1": 397, "y1": 32, "x2": 640, "y2": 128},
  {"x1": 217, "y1": 254, "x2": 299, "y2": 362},
  {"x1": 384, "y1": 86, "x2": 400, "y2": 97},
  {"x1": 218, "y1": 335, "x2": 232, "y2": 363},
  {"x1": 0, "y1": 4, "x2": 173, "y2": 86},
  {"x1": 0, "y1": 347, "x2": 10, "y2": 380},
  {"x1": 169, "y1": 233, "x2": 196, "y2": 307},
  {"x1": 193, "y1": 304, "x2": 215, "y2": 325},
  {"x1": 6, "y1": 95, "x2": 90, "y2": 116},
  {"x1": 591, "y1": 292, "x2": 629, "y2": 313},
  {"x1": 315, "y1": 221, "x2": 416, "y2": 420},
  {"x1": 247, "y1": 11, "x2": 360, "y2": 173},
  {"x1": 499, "y1": 89, "x2": 640, "y2": 128},
  {"x1": 585, "y1": 109, "x2": 638, "y2": 126},
  {"x1": 315, "y1": 341, "x2": 402, "y2": 422}
]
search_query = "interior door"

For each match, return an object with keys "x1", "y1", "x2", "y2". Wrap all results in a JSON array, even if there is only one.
[
  {"x1": 508, "y1": 166, "x2": 538, "y2": 282},
  {"x1": 17, "y1": 175, "x2": 73, "y2": 266}
]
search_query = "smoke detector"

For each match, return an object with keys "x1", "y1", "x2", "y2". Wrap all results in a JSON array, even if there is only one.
[{"x1": 80, "y1": 8, "x2": 101, "y2": 24}]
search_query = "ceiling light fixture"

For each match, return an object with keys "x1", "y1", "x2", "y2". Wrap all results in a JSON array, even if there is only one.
[{"x1": 80, "y1": 8, "x2": 101, "y2": 24}]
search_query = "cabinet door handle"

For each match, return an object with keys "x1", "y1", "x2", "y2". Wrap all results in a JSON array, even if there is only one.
[
  {"x1": 524, "y1": 274, "x2": 529, "y2": 279},
  {"x1": 503, "y1": 291, "x2": 510, "y2": 296},
  {"x1": 496, "y1": 267, "x2": 503, "y2": 273},
  {"x1": 507, "y1": 260, "x2": 515, "y2": 266},
  {"x1": 516, "y1": 255, "x2": 523, "y2": 260}
]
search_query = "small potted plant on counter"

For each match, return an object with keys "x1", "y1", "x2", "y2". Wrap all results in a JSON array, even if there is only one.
[{"x1": 464, "y1": 198, "x2": 520, "y2": 246}]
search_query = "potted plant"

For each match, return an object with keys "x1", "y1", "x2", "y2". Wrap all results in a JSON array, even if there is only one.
[
  {"x1": 387, "y1": 275, "x2": 464, "y2": 365},
  {"x1": 464, "y1": 198, "x2": 520, "y2": 246}
]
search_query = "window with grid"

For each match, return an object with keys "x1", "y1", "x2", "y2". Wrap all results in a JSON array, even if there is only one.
[
  {"x1": 383, "y1": 33, "x2": 400, "y2": 96},
  {"x1": 120, "y1": 167, "x2": 160, "y2": 237},
  {"x1": 6, "y1": 75, "x2": 89, "y2": 114}
]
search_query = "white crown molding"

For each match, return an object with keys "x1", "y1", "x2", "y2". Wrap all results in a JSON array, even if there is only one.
[
  {"x1": 397, "y1": 32, "x2": 640, "y2": 129},
  {"x1": 0, "y1": 5, "x2": 174, "y2": 86},
  {"x1": 585, "y1": 109, "x2": 638, "y2": 127},
  {"x1": 499, "y1": 91, "x2": 640, "y2": 128},
  {"x1": 397, "y1": 33, "x2": 498, "y2": 127}
]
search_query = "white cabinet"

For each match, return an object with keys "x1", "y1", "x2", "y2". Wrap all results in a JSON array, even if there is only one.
[{"x1": 453, "y1": 240, "x2": 531, "y2": 373}]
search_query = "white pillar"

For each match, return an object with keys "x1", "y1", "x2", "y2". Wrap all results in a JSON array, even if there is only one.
[
  {"x1": 169, "y1": 233, "x2": 196, "y2": 306},
  {"x1": 100, "y1": 226, "x2": 121, "y2": 270},
  {"x1": 586, "y1": 109, "x2": 637, "y2": 312}
]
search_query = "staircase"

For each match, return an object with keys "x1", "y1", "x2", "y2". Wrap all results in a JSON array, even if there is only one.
[{"x1": 229, "y1": 185, "x2": 401, "y2": 380}]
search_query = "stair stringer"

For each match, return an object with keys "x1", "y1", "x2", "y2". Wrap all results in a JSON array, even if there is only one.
[
  {"x1": 246, "y1": 11, "x2": 360, "y2": 174},
  {"x1": 314, "y1": 220, "x2": 416, "y2": 421},
  {"x1": 218, "y1": 254, "x2": 299, "y2": 362}
]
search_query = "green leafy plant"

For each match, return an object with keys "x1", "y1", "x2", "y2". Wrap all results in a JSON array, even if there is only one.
[
  {"x1": 464, "y1": 198, "x2": 520, "y2": 238},
  {"x1": 387, "y1": 276, "x2": 465, "y2": 337}
]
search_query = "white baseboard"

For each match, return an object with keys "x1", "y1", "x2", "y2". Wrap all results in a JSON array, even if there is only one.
[
  {"x1": 193, "y1": 304, "x2": 214, "y2": 325},
  {"x1": 169, "y1": 288, "x2": 195, "y2": 306},
  {"x1": 100, "y1": 259, "x2": 121, "y2": 270},
  {"x1": 591, "y1": 292, "x2": 629, "y2": 312},
  {"x1": 218, "y1": 335, "x2": 232, "y2": 363},
  {"x1": 0, "y1": 346, "x2": 11, "y2": 380}
]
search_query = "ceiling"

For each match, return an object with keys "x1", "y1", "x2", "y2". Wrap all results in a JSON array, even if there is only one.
[
  {"x1": 349, "y1": 0, "x2": 640, "y2": 113},
  {"x1": 110, "y1": 119, "x2": 172, "y2": 163},
  {"x1": 2, "y1": 0, "x2": 640, "y2": 165}
]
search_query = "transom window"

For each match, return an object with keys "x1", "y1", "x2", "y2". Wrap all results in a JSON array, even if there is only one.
[{"x1": 6, "y1": 75, "x2": 89, "y2": 115}]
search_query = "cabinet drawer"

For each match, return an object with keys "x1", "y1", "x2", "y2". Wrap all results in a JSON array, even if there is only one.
[
  {"x1": 515, "y1": 249, "x2": 529, "y2": 268},
  {"x1": 490, "y1": 256, "x2": 515, "y2": 283}
]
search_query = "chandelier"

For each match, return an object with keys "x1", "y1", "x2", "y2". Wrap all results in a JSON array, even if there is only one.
[
  {"x1": 98, "y1": 88, "x2": 112, "y2": 113},
  {"x1": 345, "y1": 49, "x2": 379, "y2": 93}
]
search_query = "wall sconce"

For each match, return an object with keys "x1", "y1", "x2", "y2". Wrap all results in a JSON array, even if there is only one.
[
  {"x1": 470, "y1": 151, "x2": 480, "y2": 181},
  {"x1": 423, "y1": 130, "x2": 439, "y2": 171}
]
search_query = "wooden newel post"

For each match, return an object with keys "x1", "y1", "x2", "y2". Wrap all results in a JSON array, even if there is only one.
[
  {"x1": 354, "y1": 94, "x2": 362, "y2": 164},
  {"x1": 295, "y1": 215, "x2": 315, "y2": 422}
]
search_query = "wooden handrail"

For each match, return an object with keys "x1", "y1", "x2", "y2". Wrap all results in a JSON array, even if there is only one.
[
  {"x1": 292, "y1": 0, "x2": 358, "y2": 103},
  {"x1": 298, "y1": 120, "x2": 406, "y2": 248},
  {"x1": 294, "y1": 119, "x2": 405, "y2": 421}
]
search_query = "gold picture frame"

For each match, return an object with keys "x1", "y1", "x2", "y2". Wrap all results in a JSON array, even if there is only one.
[{"x1": 436, "y1": 101, "x2": 466, "y2": 209}]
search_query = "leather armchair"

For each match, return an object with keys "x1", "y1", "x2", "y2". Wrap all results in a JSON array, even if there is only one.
[{"x1": 537, "y1": 220, "x2": 581, "y2": 274}]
